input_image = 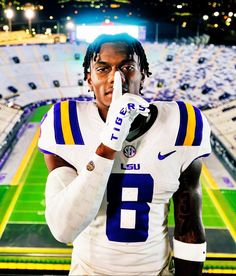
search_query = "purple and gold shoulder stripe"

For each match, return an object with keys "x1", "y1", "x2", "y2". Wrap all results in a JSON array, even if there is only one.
[
  {"x1": 53, "y1": 100, "x2": 84, "y2": 145},
  {"x1": 175, "y1": 101, "x2": 203, "y2": 146}
]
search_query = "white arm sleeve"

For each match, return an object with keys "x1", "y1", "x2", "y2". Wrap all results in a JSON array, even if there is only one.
[{"x1": 45, "y1": 153, "x2": 114, "y2": 243}]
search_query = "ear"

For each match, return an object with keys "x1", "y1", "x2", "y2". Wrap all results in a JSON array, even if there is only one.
[{"x1": 87, "y1": 72, "x2": 94, "y2": 91}]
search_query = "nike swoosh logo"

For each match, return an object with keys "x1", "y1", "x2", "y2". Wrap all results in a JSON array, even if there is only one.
[{"x1": 158, "y1": 150, "x2": 176, "y2": 160}]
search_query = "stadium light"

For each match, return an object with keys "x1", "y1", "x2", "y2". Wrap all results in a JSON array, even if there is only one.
[
  {"x1": 4, "y1": 8, "x2": 14, "y2": 32},
  {"x1": 66, "y1": 21, "x2": 75, "y2": 43},
  {"x1": 76, "y1": 25, "x2": 139, "y2": 43},
  {"x1": 66, "y1": 21, "x2": 75, "y2": 30},
  {"x1": 24, "y1": 8, "x2": 35, "y2": 34},
  {"x1": 3, "y1": 25, "x2": 9, "y2": 32}
]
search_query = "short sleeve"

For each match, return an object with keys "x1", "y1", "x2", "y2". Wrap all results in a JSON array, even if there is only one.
[
  {"x1": 38, "y1": 105, "x2": 57, "y2": 155},
  {"x1": 38, "y1": 100, "x2": 85, "y2": 155},
  {"x1": 174, "y1": 102, "x2": 211, "y2": 172}
]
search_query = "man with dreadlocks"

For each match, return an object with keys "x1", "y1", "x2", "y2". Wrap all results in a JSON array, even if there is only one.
[{"x1": 38, "y1": 33, "x2": 211, "y2": 275}]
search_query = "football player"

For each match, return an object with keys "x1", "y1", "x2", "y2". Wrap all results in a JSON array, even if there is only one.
[{"x1": 38, "y1": 33, "x2": 211, "y2": 275}]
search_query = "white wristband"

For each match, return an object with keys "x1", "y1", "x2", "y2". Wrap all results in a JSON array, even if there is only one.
[{"x1": 173, "y1": 238, "x2": 207, "y2": 262}]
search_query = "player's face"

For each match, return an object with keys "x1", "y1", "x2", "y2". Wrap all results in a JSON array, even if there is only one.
[{"x1": 87, "y1": 42, "x2": 145, "y2": 120}]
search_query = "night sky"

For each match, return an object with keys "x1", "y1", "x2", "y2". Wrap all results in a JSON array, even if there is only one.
[{"x1": 1, "y1": 0, "x2": 236, "y2": 44}]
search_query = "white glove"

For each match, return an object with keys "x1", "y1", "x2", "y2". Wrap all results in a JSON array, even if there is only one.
[{"x1": 101, "y1": 71, "x2": 150, "y2": 151}]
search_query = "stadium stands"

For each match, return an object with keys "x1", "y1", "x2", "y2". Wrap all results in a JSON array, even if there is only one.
[
  {"x1": 0, "y1": 42, "x2": 235, "y2": 177},
  {"x1": 204, "y1": 99, "x2": 236, "y2": 176},
  {"x1": 1, "y1": 42, "x2": 234, "y2": 109},
  {"x1": 0, "y1": 41, "x2": 235, "y2": 275},
  {"x1": 0, "y1": 103, "x2": 24, "y2": 169}
]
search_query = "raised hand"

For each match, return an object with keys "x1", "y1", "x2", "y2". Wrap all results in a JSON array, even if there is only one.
[{"x1": 101, "y1": 71, "x2": 150, "y2": 151}]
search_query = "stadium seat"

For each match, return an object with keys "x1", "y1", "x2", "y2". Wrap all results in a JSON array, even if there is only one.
[
  {"x1": 12, "y1": 56, "x2": 20, "y2": 64},
  {"x1": 74, "y1": 53, "x2": 80, "y2": 60},
  {"x1": 53, "y1": 80, "x2": 60, "y2": 87},
  {"x1": 28, "y1": 82, "x2": 37, "y2": 90},
  {"x1": 166, "y1": 54, "x2": 173, "y2": 61},
  {"x1": 202, "y1": 86, "x2": 212, "y2": 95},
  {"x1": 219, "y1": 92, "x2": 231, "y2": 101},
  {"x1": 7, "y1": 86, "x2": 18, "y2": 93},
  {"x1": 43, "y1": 54, "x2": 50, "y2": 61},
  {"x1": 180, "y1": 83, "x2": 190, "y2": 91},
  {"x1": 198, "y1": 57, "x2": 206, "y2": 64},
  {"x1": 78, "y1": 79, "x2": 84, "y2": 86}
]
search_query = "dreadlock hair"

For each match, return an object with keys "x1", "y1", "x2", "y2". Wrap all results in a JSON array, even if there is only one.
[{"x1": 83, "y1": 33, "x2": 152, "y2": 81}]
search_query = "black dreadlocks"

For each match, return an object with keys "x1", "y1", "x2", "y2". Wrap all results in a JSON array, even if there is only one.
[{"x1": 82, "y1": 33, "x2": 152, "y2": 81}]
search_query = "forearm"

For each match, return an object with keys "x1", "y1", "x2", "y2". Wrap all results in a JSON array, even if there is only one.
[
  {"x1": 45, "y1": 152, "x2": 114, "y2": 243},
  {"x1": 96, "y1": 143, "x2": 116, "y2": 160},
  {"x1": 173, "y1": 159, "x2": 206, "y2": 275},
  {"x1": 174, "y1": 258, "x2": 204, "y2": 276},
  {"x1": 173, "y1": 191, "x2": 206, "y2": 275}
]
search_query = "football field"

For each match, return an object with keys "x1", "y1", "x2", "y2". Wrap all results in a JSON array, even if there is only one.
[{"x1": 0, "y1": 105, "x2": 235, "y2": 274}]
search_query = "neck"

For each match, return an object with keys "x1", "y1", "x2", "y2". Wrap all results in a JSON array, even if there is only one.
[
  {"x1": 98, "y1": 106, "x2": 109, "y2": 122},
  {"x1": 126, "y1": 114, "x2": 149, "y2": 141},
  {"x1": 126, "y1": 104, "x2": 158, "y2": 142}
]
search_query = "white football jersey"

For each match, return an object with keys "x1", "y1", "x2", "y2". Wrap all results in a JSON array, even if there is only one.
[{"x1": 38, "y1": 100, "x2": 211, "y2": 275}]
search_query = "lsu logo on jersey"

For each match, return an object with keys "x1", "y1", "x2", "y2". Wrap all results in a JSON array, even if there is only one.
[{"x1": 121, "y1": 163, "x2": 140, "y2": 170}]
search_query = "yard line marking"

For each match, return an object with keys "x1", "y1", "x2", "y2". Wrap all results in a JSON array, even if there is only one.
[
  {"x1": 0, "y1": 128, "x2": 40, "y2": 238},
  {"x1": 201, "y1": 167, "x2": 236, "y2": 242},
  {"x1": 11, "y1": 128, "x2": 40, "y2": 185},
  {"x1": 202, "y1": 163, "x2": 219, "y2": 189}
]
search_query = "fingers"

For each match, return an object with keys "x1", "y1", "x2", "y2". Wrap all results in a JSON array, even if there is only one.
[
  {"x1": 122, "y1": 93, "x2": 149, "y2": 107},
  {"x1": 131, "y1": 94, "x2": 150, "y2": 109},
  {"x1": 121, "y1": 94, "x2": 150, "y2": 118},
  {"x1": 111, "y1": 71, "x2": 122, "y2": 105},
  {"x1": 139, "y1": 107, "x2": 150, "y2": 117}
]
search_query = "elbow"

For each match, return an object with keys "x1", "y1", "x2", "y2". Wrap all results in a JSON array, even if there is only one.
[
  {"x1": 50, "y1": 228, "x2": 74, "y2": 244},
  {"x1": 45, "y1": 209, "x2": 78, "y2": 243}
]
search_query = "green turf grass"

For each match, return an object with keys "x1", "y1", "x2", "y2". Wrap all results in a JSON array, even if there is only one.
[
  {"x1": 0, "y1": 185, "x2": 17, "y2": 222},
  {"x1": 9, "y1": 149, "x2": 48, "y2": 224},
  {"x1": 168, "y1": 183, "x2": 226, "y2": 228},
  {"x1": 8, "y1": 106, "x2": 50, "y2": 224},
  {"x1": 211, "y1": 189, "x2": 236, "y2": 229},
  {"x1": 220, "y1": 189, "x2": 236, "y2": 214},
  {"x1": 30, "y1": 105, "x2": 51, "y2": 123}
]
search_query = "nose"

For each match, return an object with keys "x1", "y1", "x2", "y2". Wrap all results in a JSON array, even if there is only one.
[{"x1": 108, "y1": 68, "x2": 125, "y2": 85}]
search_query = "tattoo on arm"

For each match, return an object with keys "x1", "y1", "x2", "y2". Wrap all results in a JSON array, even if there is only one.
[{"x1": 173, "y1": 159, "x2": 205, "y2": 243}]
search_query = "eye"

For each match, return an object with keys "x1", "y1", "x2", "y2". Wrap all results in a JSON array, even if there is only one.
[
  {"x1": 120, "y1": 64, "x2": 135, "y2": 73},
  {"x1": 96, "y1": 66, "x2": 110, "y2": 73}
]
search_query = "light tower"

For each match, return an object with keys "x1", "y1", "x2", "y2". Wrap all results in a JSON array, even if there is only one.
[
  {"x1": 24, "y1": 7, "x2": 35, "y2": 34},
  {"x1": 4, "y1": 8, "x2": 14, "y2": 32}
]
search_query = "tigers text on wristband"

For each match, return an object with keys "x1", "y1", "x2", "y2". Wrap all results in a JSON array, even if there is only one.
[{"x1": 173, "y1": 238, "x2": 207, "y2": 262}]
